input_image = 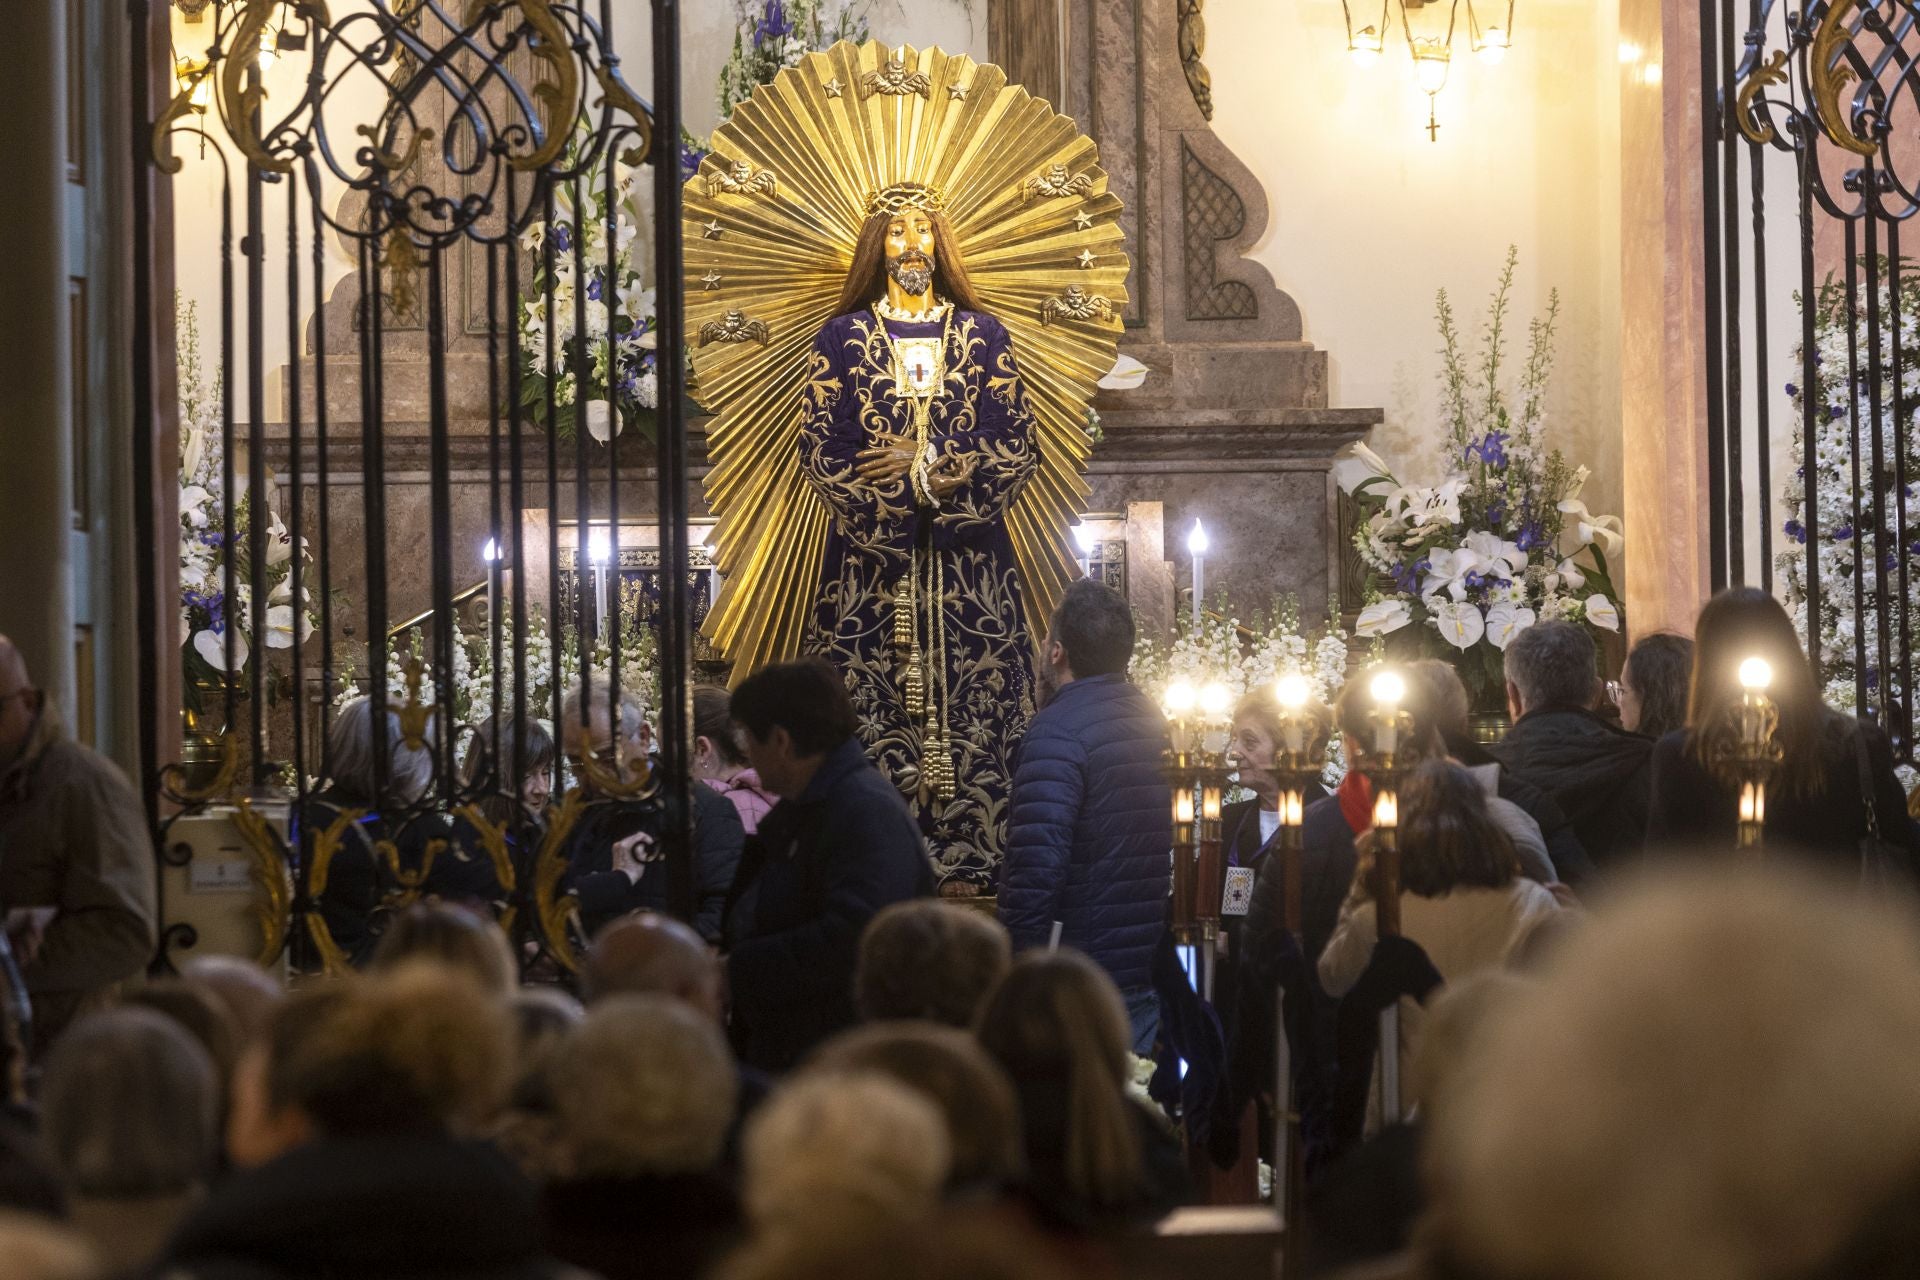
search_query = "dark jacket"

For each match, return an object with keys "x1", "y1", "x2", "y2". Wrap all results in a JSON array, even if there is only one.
[
  {"x1": 725, "y1": 737, "x2": 934, "y2": 1072},
  {"x1": 1492, "y1": 707, "x2": 1654, "y2": 871},
  {"x1": 1449, "y1": 737, "x2": 1594, "y2": 886},
  {"x1": 998, "y1": 674, "x2": 1173, "y2": 991},
  {"x1": 565, "y1": 783, "x2": 744, "y2": 943},
  {"x1": 292, "y1": 796, "x2": 454, "y2": 970},
  {"x1": 1646, "y1": 715, "x2": 1917, "y2": 868},
  {"x1": 154, "y1": 1136, "x2": 580, "y2": 1280},
  {"x1": 0, "y1": 717, "x2": 157, "y2": 1041},
  {"x1": 540, "y1": 1171, "x2": 742, "y2": 1280},
  {"x1": 428, "y1": 806, "x2": 545, "y2": 917},
  {"x1": 1243, "y1": 795, "x2": 1359, "y2": 974}
]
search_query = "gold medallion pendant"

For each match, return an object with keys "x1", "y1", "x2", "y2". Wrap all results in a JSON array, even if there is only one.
[{"x1": 892, "y1": 337, "x2": 943, "y2": 399}]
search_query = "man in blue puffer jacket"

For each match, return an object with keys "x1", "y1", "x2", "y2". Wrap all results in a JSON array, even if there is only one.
[{"x1": 1001, "y1": 579, "x2": 1173, "y2": 1053}]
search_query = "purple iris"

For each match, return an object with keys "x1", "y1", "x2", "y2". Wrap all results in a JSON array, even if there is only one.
[
  {"x1": 754, "y1": 0, "x2": 793, "y2": 43},
  {"x1": 1830, "y1": 403, "x2": 1847, "y2": 420},
  {"x1": 1833, "y1": 523, "x2": 1855, "y2": 541},
  {"x1": 1486, "y1": 501, "x2": 1507, "y2": 526},
  {"x1": 586, "y1": 273, "x2": 604, "y2": 303},
  {"x1": 1390, "y1": 557, "x2": 1428, "y2": 595},
  {"x1": 679, "y1": 139, "x2": 707, "y2": 183},
  {"x1": 183, "y1": 588, "x2": 228, "y2": 636},
  {"x1": 1465, "y1": 429, "x2": 1509, "y2": 468},
  {"x1": 1785, "y1": 382, "x2": 1798, "y2": 397},
  {"x1": 1784, "y1": 518, "x2": 1808, "y2": 544},
  {"x1": 552, "y1": 222, "x2": 572, "y2": 255}
]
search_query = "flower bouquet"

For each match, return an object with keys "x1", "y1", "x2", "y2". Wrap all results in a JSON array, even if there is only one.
[
  {"x1": 1777, "y1": 257, "x2": 1920, "y2": 784},
  {"x1": 517, "y1": 126, "x2": 659, "y2": 444},
  {"x1": 716, "y1": 0, "x2": 868, "y2": 122},
  {"x1": 1336, "y1": 249, "x2": 1622, "y2": 709},
  {"x1": 177, "y1": 298, "x2": 318, "y2": 705}
]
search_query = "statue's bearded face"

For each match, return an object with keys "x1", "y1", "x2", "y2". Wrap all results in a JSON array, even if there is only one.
[{"x1": 884, "y1": 210, "x2": 937, "y2": 298}]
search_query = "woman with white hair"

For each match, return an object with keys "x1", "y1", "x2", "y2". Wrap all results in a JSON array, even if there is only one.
[{"x1": 297, "y1": 696, "x2": 445, "y2": 967}]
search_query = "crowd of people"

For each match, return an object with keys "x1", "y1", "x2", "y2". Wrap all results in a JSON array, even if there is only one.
[{"x1": 1, "y1": 577, "x2": 1919, "y2": 1279}]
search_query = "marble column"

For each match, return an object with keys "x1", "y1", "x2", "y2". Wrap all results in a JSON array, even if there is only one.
[
  {"x1": 0, "y1": 0, "x2": 74, "y2": 705},
  {"x1": 1618, "y1": 0, "x2": 1712, "y2": 638}
]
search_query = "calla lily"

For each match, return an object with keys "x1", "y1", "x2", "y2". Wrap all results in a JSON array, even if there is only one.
[
  {"x1": 1546, "y1": 556, "x2": 1587, "y2": 593},
  {"x1": 1432, "y1": 601, "x2": 1486, "y2": 650},
  {"x1": 1584, "y1": 594, "x2": 1621, "y2": 632},
  {"x1": 1559, "y1": 498, "x2": 1625, "y2": 556},
  {"x1": 1332, "y1": 442, "x2": 1395, "y2": 496},
  {"x1": 1484, "y1": 603, "x2": 1537, "y2": 650},
  {"x1": 584, "y1": 399, "x2": 620, "y2": 444},
  {"x1": 264, "y1": 604, "x2": 312, "y2": 650},
  {"x1": 1097, "y1": 354, "x2": 1150, "y2": 391},
  {"x1": 182, "y1": 426, "x2": 207, "y2": 481},
  {"x1": 1355, "y1": 599, "x2": 1412, "y2": 637},
  {"x1": 193, "y1": 627, "x2": 249, "y2": 673}
]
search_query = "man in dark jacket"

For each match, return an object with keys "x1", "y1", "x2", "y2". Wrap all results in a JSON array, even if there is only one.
[
  {"x1": 724, "y1": 659, "x2": 934, "y2": 1073},
  {"x1": 1491, "y1": 621, "x2": 1653, "y2": 871},
  {"x1": 1000, "y1": 580, "x2": 1172, "y2": 1054}
]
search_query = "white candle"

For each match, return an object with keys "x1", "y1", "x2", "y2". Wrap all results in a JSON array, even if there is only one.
[
  {"x1": 1372, "y1": 790, "x2": 1398, "y2": 830},
  {"x1": 481, "y1": 538, "x2": 501, "y2": 633},
  {"x1": 1187, "y1": 519, "x2": 1209, "y2": 629},
  {"x1": 588, "y1": 526, "x2": 612, "y2": 639}
]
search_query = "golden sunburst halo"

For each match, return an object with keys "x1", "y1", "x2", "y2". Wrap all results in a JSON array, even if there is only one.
[{"x1": 685, "y1": 39, "x2": 1130, "y2": 680}]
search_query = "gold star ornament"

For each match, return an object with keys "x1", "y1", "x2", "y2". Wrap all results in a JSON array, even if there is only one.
[
  {"x1": 1073, "y1": 209, "x2": 1095, "y2": 230},
  {"x1": 1076, "y1": 249, "x2": 1096, "y2": 269},
  {"x1": 947, "y1": 82, "x2": 969, "y2": 101},
  {"x1": 824, "y1": 77, "x2": 845, "y2": 98},
  {"x1": 702, "y1": 219, "x2": 723, "y2": 239},
  {"x1": 701, "y1": 270, "x2": 724, "y2": 291}
]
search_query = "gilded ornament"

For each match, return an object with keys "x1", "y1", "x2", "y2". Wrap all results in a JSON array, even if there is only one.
[
  {"x1": 867, "y1": 182, "x2": 945, "y2": 217},
  {"x1": 532, "y1": 789, "x2": 589, "y2": 972},
  {"x1": 1023, "y1": 164, "x2": 1096, "y2": 201},
  {"x1": 1177, "y1": 0, "x2": 1216, "y2": 121},
  {"x1": 376, "y1": 834, "x2": 446, "y2": 911},
  {"x1": 702, "y1": 218, "x2": 724, "y2": 239},
  {"x1": 1040, "y1": 285, "x2": 1116, "y2": 326},
  {"x1": 947, "y1": 82, "x2": 970, "y2": 101},
  {"x1": 460, "y1": 0, "x2": 581, "y2": 171},
  {"x1": 393, "y1": 656, "x2": 432, "y2": 750},
  {"x1": 356, "y1": 121, "x2": 435, "y2": 173},
  {"x1": 1809, "y1": 1, "x2": 1879, "y2": 158},
  {"x1": 1735, "y1": 50, "x2": 1790, "y2": 146},
  {"x1": 1076, "y1": 249, "x2": 1097, "y2": 269},
  {"x1": 824, "y1": 76, "x2": 846, "y2": 98},
  {"x1": 698, "y1": 310, "x2": 773, "y2": 348},
  {"x1": 701, "y1": 270, "x2": 724, "y2": 291},
  {"x1": 705, "y1": 160, "x2": 779, "y2": 199},
  {"x1": 1072, "y1": 208, "x2": 1095, "y2": 230},
  {"x1": 592, "y1": 60, "x2": 655, "y2": 163},
  {"x1": 217, "y1": 0, "x2": 332, "y2": 174},
  {"x1": 454, "y1": 803, "x2": 518, "y2": 932},
  {"x1": 158, "y1": 730, "x2": 239, "y2": 804},
  {"x1": 304, "y1": 807, "x2": 362, "y2": 977},
  {"x1": 862, "y1": 52, "x2": 933, "y2": 98},
  {"x1": 229, "y1": 800, "x2": 294, "y2": 968}
]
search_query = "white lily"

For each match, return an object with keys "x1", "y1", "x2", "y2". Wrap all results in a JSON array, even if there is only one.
[
  {"x1": 1546, "y1": 556, "x2": 1587, "y2": 594},
  {"x1": 182, "y1": 425, "x2": 207, "y2": 481},
  {"x1": 584, "y1": 399, "x2": 620, "y2": 444},
  {"x1": 1463, "y1": 530, "x2": 1527, "y2": 580},
  {"x1": 1404, "y1": 477, "x2": 1467, "y2": 529},
  {"x1": 265, "y1": 511, "x2": 294, "y2": 566},
  {"x1": 264, "y1": 604, "x2": 312, "y2": 650},
  {"x1": 1097, "y1": 354, "x2": 1150, "y2": 391},
  {"x1": 1332, "y1": 442, "x2": 1395, "y2": 496},
  {"x1": 1484, "y1": 602, "x2": 1537, "y2": 650},
  {"x1": 180, "y1": 486, "x2": 213, "y2": 529},
  {"x1": 1354, "y1": 599, "x2": 1412, "y2": 637},
  {"x1": 1432, "y1": 600, "x2": 1486, "y2": 650},
  {"x1": 1422, "y1": 546, "x2": 1476, "y2": 602},
  {"x1": 193, "y1": 627, "x2": 249, "y2": 673},
  {"x1": 1558, "y1": 498, "x2": 1625, "y2": 557},
  {"x1": 1584, "y1": 594, "x2": 1621, "y2": 632}
]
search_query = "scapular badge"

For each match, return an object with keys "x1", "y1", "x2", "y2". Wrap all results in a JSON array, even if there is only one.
[
  {"x1": 894, "y1": 337, "x2": 942, "y2": 398},
  {"x1": 1222, "y1": 866, "x2": 1256, "y2": 918}
]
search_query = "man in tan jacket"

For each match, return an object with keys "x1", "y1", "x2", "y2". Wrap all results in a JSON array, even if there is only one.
[{"x1": 0, "y1": 636, "x2": 156, "y2": 1048}]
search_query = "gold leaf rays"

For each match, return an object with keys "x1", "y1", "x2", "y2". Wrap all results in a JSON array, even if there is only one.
[{"x1": 683, "y1": 39, "x2": 1130, "y2": 681}]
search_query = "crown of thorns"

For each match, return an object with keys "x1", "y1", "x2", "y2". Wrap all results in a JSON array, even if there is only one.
[{"x1": 867, "y1": 182, "x2": 944, "y2": 217}]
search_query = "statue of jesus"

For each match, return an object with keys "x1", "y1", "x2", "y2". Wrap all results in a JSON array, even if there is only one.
[{"x1": 798, "y1": 182, "x2": 1039, "y2": 886}]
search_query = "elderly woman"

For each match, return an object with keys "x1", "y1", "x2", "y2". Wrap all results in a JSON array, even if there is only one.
[
  {"x1": 298, "y1": 696, "x2": 445, "y2": 968},
  {"x1": 432, "y1": 714, "x2": 557, "y2": 916}
]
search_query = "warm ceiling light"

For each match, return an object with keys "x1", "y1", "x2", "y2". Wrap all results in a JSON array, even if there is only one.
[{"x1": 1344, "y1": 0, "x2": 1516, "y2": 140}]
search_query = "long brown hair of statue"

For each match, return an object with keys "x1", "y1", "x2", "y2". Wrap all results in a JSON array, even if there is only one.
[{"x1": 832, "y1": 210, "x2": 987, "y2": 318}]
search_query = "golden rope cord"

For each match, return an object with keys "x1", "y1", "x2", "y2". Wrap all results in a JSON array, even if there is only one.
[{"x1": 685, "y1": 39, "x2": 1130, "y2": 680}]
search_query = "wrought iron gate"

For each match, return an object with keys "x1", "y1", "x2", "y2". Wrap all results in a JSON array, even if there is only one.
[
  {"x1": 131, "y1": 0, "x2": 693, "y2": 973},
  {"x1": 1705, "y1": 0, "x2": 1920, "y2": 760}
]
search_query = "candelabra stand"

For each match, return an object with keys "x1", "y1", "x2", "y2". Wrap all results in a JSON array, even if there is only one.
[
  {"x1": 1356, "y1": 670, "x2": 1414, "y2": 1125},
  {"x1": 1268, "y1": 677, "x2": 1322, "y2": 1268},
  {"x1": 1718, "y1": 658, "x2": 1783, "y2": 851},
  {"x1": 1165, "y1": 681, "x2": 1232, "y2": 1002}
]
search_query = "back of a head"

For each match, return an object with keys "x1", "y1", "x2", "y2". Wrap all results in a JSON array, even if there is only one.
[
  {"x1": 742, "y1": 1071, "x2": 951, "y2": 1233},
  {"x1": 974, "y1": 951, "x2": 1143, "y2": 1208},
  {"x1": 730, "y1": 658, "x2": 859, "y2": 756},
  {"x1": 272, "y1": 963, "x2": 514, "y2": 1141},
  {"x1": 693, "y1": 683, "x2": 749, "y2": 766},
  {"x1": 807, "y1": 1022, "x2": 1024, "y2": 1188},
  {"x1": 1427, "y1": 862, "x2": 1920, "y2": 1280},
  {"x1": 369, "y1": 900, "x2": 518, "y2": 998},
  {"x1": 1503, "y1": 619, "x2": 1597, "y2": 713},
  {"x1": 582, "y1": 912, "x2": 721, "y2": 1014},
  {"x1": 177, "y1": 955, "x2": 283, "y2": 1044},
  {"x1": 0, "y1": 1213, "x2": 97, "y2": 1280},
  {"x1": 1407, "y1": 658, "x2": 1473, "y2": 745},
  {"x1": 1397, "y1": 759, "x2": 1520, "y2": 897},
  {"x1": 1407, "y1": 970, "x2": 1533, "y2": 1116},
  {"x1": 1048, "y1": 579, "x2": 1134, "y2": 679},
  {"x1": 40, "y1": 1008, "x2": 218, "y2": 1199},
  {"x1": 549, "y1": 994, "x2": 738, "y2": 1180},
  {"x1": 1625, "y1": 631, "x2": 1694, "y2": 741},
  {"x1": 1687, "y1": 588, "x2": 1829, "y2": 792},
  {"x1": 856, "y1": 901, "x2": 1010, "y2": 1027},
  {"x1": 325, "y1": 696, "x2": 435, "y2": 806},
  {"x1": 714, "y1": 1208, "x2": 1076, "y2": 1280},
  {"x1": 119, "y1": 980, "x2": 240, "y2": 1095},
  {"x1": 506, "y1": 987, "x2": 583, "y2": 1111},
  {"x1": 1336, "y1": 669, "x2": 1443, "y2": 763},
  {"x1": 560, "y1": 673, "x2": 649, "y2": 753}
]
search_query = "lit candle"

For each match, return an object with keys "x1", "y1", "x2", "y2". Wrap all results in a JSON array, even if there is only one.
[
  {"x1": 1073, "y1": 523, "x2": 1096, "y2": 579},
  {"x1": 1187, "y1": 519, "x2": 1209, "y2": 629},
  {"x1": 1738, "y1": 656, "x2": 1773, "y2": 692},
  {"x1": 1201, "y1": 786, "x2": 1222, "y2": 822},
  {"x1": 1199, "y1": 680, "x2": 1231, "y2": 753},
  {"x1": 481, "y1": 537, "x2": 502, "y2": 632},
  {"x1": 1175, "y1": 787, "x2": 1195, "y2": 825},
  {"x1": 1281, "y1": 788, "x2": 1304, "y2": 827},
  {"x1": 1275, "y1": 672, "x2": 1310, "y2": 754},
  {"x1": 1372, "y1": 789, "x2": 1398, "y2": 830},
  {"x1": 1165, "y1": 679, "x2": 1197, "y2": 754},
  {"x1": 1369, "y1": 668, "x2": 1405, "y2": 756},
  {"x1": 1739, "y1": 780, "x2": 1765, "y2": 826},
  {"x1": 588, "y1": 526, "x2": 612, "y2": 639}
]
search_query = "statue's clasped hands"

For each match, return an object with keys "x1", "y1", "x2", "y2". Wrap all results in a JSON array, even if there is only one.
[{"x1": 856, "y1": 433, "x2": 978, "y2": 499}]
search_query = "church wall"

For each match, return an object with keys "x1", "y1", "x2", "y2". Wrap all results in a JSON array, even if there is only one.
[{"x1": 1201, "y1": 0, "x2": 1628, "y2": 584}]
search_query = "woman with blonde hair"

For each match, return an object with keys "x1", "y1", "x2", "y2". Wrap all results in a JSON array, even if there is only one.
[{"x1": 974, "y1": 951, "x2": 1187, "y2": 1231}]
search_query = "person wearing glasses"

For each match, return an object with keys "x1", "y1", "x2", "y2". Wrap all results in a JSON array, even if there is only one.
[{"x1": 0, "y1": 636, "x2": 157, "y2": 1050}]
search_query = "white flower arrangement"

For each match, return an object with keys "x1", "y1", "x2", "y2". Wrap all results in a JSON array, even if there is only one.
[
  {"x1": 1776, "y1": 258, "x2": 1920, "y2": 789},
  {"x1": 1335, "y1": 249, "x2": 1623, "y2": 708},
  {"x1": 177, "y1": 297, "x2": 318, "y2": 693},
  {"x1": 518, "y1": 127, "x2": 658, "y2": 444}
]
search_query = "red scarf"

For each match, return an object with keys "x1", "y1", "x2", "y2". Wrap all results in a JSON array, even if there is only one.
[{"x1": 1337, "y1": 770, "x2": 1374, "y2": 837}]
